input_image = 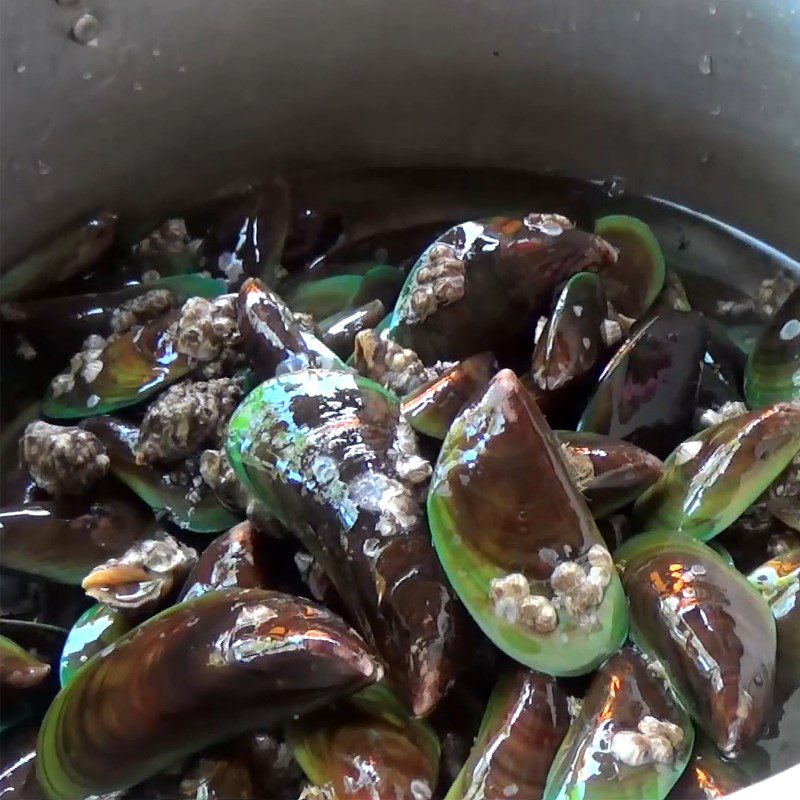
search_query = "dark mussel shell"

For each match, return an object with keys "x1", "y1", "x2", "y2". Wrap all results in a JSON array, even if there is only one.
[
  {"x1": 42, "y1": 310, "x2": 192, "y2": 420},
  {"x1": 593, "y1": 215, "x2": 665, "y2": 319},
  {"x1": 632, "y1": 403, "x2": 800, "y2": 542},
  {"x1": 288, "y1": 684, "x2": 440, "y2": 800},
  {"x1": 83, "y1": 416, "x2": 241, "y2": 533},
  {"x1": 557, "y1": 431, "x2": 664, "y2": 518},
  {"x1": 428, "y1": 369, "x2": 627, "y2": 675},
  {"x1": 578, "y1": 310, "x2": 708, "y2": 459},
  {"x1": 0, "y1": 634, "x2": 51, "y2": 689},
  {"x1": 544, "y1": 647, "x2": 692, "y2": 800},
  {"x1": 0, "y1": 491, "x2": 154, "y2": 585},
  {"x1": 1, "y1": 274, "x2": 226, "y2": 362},
  {"x1": 745, "y1": 286, "x2": 800, "y2": 408},
  {"x1": 58, "y1": 604, "x2": 131, "y2": 688},
  {"x1": 178, "y1": 521, "x2": 272, "y2": 601},
  {"x1": 0, "y1": 724, "x2": 41, "y2": 798},
  {"x1": 202, "y1": 178, "x2": 291, "y2": 288},
  {"x1": 531, "y1": 271, "x2": 607, "y2": 399},
  {"x1": 446, "y1": 669, "x2": 569, "y2": 800},
  {"x1": 666, "y1": 736, "x2": 751, "y2": 800},
  {"x1": 0, "y1": 211, "x2": 117, "y2": 303},
  {"x1": 400, "y1": 351, "x2": 498, "y2": 440},
  {"x1": 616, "y1": 532, "x2": 776, "y2": 756},
  {"x1": 319, "y1": 299, "x2": 386, "y2": 359},
  {"x1": 387, "y1": 214, "x2": 617, "y2": 364},
  {"x1": 237, "y1": 278, "x2": 346, "y2": 382},
  {"x1": 35, "y1": 589, "x2": 382, "y2": 800},
  {"x1": 176, "y1": 746, "x2": 259, "y2": 800},
  {"x1": 227, "y1": 368, "x2": 468, "y2": 716}
]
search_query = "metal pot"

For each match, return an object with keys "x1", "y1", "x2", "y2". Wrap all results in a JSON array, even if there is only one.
[{"x1": 1, "y1": 0, "x2": 798, "y2": 795}]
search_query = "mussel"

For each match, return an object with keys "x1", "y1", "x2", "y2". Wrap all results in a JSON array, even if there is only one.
[
  {"x1": 287, "y1": 684, "x2": 440, "y2": 799},
  {"x1": 0, "y1": 211, "x2": 117, "y2": 303},
  {"x1": 58, "y1": 604, "x2": 131, "y2": 688},
  {"x1": 593, "y1": 215, "x2": 665, "y2": 319},
  {"x1": 631, "y1": 403, "x2": 800, "y2": 541},
  {"x1": 83, "y1": 416, "x2": 241, "y2": 533},
  {"x1": 178, "y1": 521, "x2": 272, "y2": 600},
  {"x1": 42, "y1": 310, "x2": 192, "y2": 419},
  {"x1": 447, "y1": 669, "x2": 569, "y2": 800},
  {"x1": 578, "y1": 310, "x2": 708, "y2": 459},
  {"x1": 745, "y1": 286, "x2": 800, "y2": 407},
  {"x1": 557, "y1": 431, "x2": 664, "y2": 518},
  {"x1": 616, "y1": 531, "x2": 776, "y2": 755},
  {"x1": 35, "y1": 589, "x2": 382, "y2": 799},
  {"x1": 400, "y1": 351, "x2": 498, "y2": 440},
  {"x1": 666, "y1": 736, "x2": 751, "y2": 800},
  {"x1": 428, "y1": 369, "x2": 627, "y2": 675},
  {"x1": 227, "y1": 368, "x2": 468, "y2": 716},
  {"x1": 0, "y1": 492, "x2": 155, "y2": 584},
  {"x1": 319, "y1": 299, "x2": 387, "y2": 359},
  {"x1": 386, "y1": 214, "x2": 617, "y2": 364},
  {"x1": 544, "y1": 647, "x2": 692, "y2": 800},
  {"x1": 531, "y1": 271, "x2": 607, "y2": 401}
]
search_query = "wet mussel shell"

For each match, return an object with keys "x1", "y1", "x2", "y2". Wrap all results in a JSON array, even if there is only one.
[
  {"x1": 616, "y1": 531, "x2": 776, "y2": 756},
  {"x1": 446, "y1": 669, "x2": 570, "y2": 800},
  {"x1": 632, "y1": 403, "x2": 800, "y2": 542},
  {"x1": 226, "y1": 368, "x2": 467, "y2": 716},
  {"x1": 578, "y1": 310, "x2": 708, "y2": 459},
  {"x1": 544, "y1": 647, "x2": 693, "y2": 800},
  {"x1": 428, "y1": 369, "x2": 628, "y2": 676},
  {"x1": 557, "y1": 431, "x2": 664, "y2": 519},
  {"x1": 387, "y1": 214, "x2": 617, "y2": 364},
  {"x1": 35, "y1": 589, "x2": 382, "y2": 800},
  {"x1": 83, "y1": 416, "x2": 241, "y2": 533},
  {"x1": 42, "y1": 310, "x2": 192, "y2": 420},
  {"x1": 400, "y1": 351, "x2": 498, "y2": 440},
  {"x1": 745, "y1": 286, "x2": 800, "y2": 408},
  {"x1": 58, "y1": 604, "x2": 131, "y2": 688},
  {"x1": 531, "y1": 271, "x2": 607, "y2": 398},
  {"x1": 287, "y1": 684, "x2": 440, "y2": 800},
  {"x1": 593, "y1": 215, "x2": 666, "y2": 319}
]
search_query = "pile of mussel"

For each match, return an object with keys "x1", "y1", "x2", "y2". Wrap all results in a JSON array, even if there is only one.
[{"x1": 1, "y1": 184, "x2": 799, "y2": 800}]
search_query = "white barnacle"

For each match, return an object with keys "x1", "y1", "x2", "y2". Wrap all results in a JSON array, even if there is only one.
[
  {"x1": 610, "y1": 730, "x2": 652, "y2": 767},
  {"x1": 519, "y1": 594, "x2": 558, "y2": 633},
  {"x1": 550, "y1": 561, "x2": 585, "y2": 593},
  {"x1": 586, "y1": 544, "x2": 613, "y2": 570},
  {"x1": 489, "y1": 573, "x2": 531, "y2": 603},
  {"x1": 648, "y1": 735, "x2": 675, "y2": 765}
]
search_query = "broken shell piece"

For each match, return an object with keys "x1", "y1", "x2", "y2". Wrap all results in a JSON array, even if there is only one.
[{"x1": 21, "y1": 421, "x2": 109, "y2": 497}]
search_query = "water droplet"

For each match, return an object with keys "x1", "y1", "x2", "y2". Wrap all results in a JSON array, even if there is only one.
[
  {"x1": 14, "y1": 62, "x2": 26, "y2": 74},
  {"x1": 82, "y1": 70, "x2": 92, "y2": 80},
  {"x1": 709, "y1": 4, "x2": 717, "y2": 14},
  {"x1": 634, "y1": 11, "x2": 641, "y2": 22},
  {"x1": 602, "y1": 176, "x2": 626, "y2": 199},
  {"x1": 37, "y1": 160, "x2": 51, "y2": 176},
  {"x1": 178, "y1": 65, "x2": 186, "y2": 73},
  {"x1": 698, "y1": 54, "x2": 713, "y2": 75},
  {"x1": 700, "y1": 152, "x2": 712, "y2": 164},
  {"x1": 710, "y1": 105, "x2": 722, "y2": 116},
  {"x1": 133, "y1": 81, "x2": 143, "y2": 91},
  {"x1": 71, "y1": 13, "x2": 100, "y2": 46},
  {"x1": 152, "y1": 48, "x2": 161, "y2": 57}
]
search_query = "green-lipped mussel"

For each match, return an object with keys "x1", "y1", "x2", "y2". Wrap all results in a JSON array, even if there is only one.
[
  {"x1": 631, "y1": 403, "x2": 800, "y2": 541},
  {"x1": 578, "y1": 310, "x2": 709, "y2": 459},
  {"x1": 83, "y1": 416, "x2": 241, "y2": 532},
  {"x1": 544, "y1": 647, "x2": 693, "y2": 800},
  {"x1": 745, "y1": 286, "x2": 800, "y2": 408},
  {"x1": 287, "y1": 683, "x2": 440, "y2": 799},
  {"x1": 226, "y1": 368, "x2": 468, "y2": 716},
  {"x1": 428, "y1": 369, "x2": 628, "y2": 675},
  {"x1": 616, "y1": 531, "x2": 776, "y2": 755},
  {"x1": 36, "y1": 589, "x2": 382, "y2": 800},
  {"x1": 42, "y1": 310, "x2": 192, "y2": 419},
  {"x1": 386, "y1": 214, "x2": 618, "y2": 364},
  {"x1": 593, "y1": 215, "x2": 666, "y2": 319},
  {"x1": 446, "y1": 669, "x2": 569, "y2": 800}
]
